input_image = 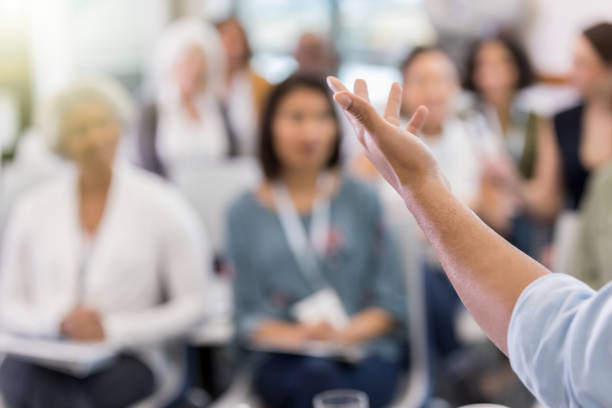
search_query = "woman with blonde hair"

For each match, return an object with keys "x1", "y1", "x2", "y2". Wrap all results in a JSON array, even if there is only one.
[{"x1": 0, "y1": 77, "x2": 210, "y2": 407}]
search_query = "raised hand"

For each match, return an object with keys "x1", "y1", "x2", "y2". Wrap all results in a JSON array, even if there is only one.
[{"x1": 327, "y1": 76, "x2": 448, "y2": 203}]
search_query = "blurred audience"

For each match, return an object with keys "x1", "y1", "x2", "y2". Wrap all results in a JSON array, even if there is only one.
[
  {"x1": 465, "y1": 34, "x2": 537, "y2": 180},
  {"x1": 226, "y1": 75, "x2": 407, "y2": 408},
  {"x1": 572, "y1": 74, "x2": 612, "y2": 289},
  {"x1": 518, "y1": 22, "x2": 612, "y2": 221},
  {"x1": 400, "y1": 46, "x2": 512, "y2": 232},
  {"x1": 3, "y1": 7, "x2": 612, "y2": 408},
  {"x1": 398, "y1": 46, "x2": 530, "y2": 404},
  {"x1": 137, "y1": 18, "x2": 233, "y2": 179},
  {"x1": 464, "y1": 34, "x2": 550, "y2": 256},
  {"x1": 0, "y1": 78, "x2": 210, "y2": 407},
  {"x1": 216, "y1": 16, "x2": 271, "y2": 155},
  {"x1": 294, "y1": 33, "x2": 340, "y2": 77},
  {"x1": 399, "y1": 48, "x2": 473, "y2": 361}
]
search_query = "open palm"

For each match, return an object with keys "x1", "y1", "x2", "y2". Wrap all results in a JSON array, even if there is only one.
[{"x1": 327, "y1": 77, "x2": 447, "y2": 202}]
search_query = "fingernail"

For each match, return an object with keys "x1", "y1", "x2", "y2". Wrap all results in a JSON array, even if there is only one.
[{"x1": 335, "y1": 93, "x2": 352, "y2": 109}]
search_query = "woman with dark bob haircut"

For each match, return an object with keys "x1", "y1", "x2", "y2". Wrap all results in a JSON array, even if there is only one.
[{"x1": 226, "y1": 74, "x2": 408, "y2": 408}]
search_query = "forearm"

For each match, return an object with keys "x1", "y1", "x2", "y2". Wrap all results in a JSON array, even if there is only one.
[
  {"x1": 253, "y1": 320, "x2": 303, "y2": 340},
  {"x1": 251, "y1": 320, "x2": 312, "y2": 350},
  {"x1": 0, "y1": 301, "x2": 64, "y2": 337},
  {"x1": 104, "y1": 296, "x2": 205, "y2": 347},
  {"x1": 339, "y1": 307, "x2": 394, "y2": 345},
  {"x1": 405, "y1": 180, "x2": 549, "y2": 353}
]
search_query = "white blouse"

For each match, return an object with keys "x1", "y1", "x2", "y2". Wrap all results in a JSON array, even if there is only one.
[
  {"x1": 0, "y1": 163, "x2": 211, "y2": 398},
  {"x1": 156, "y1": 90, "x2": 229, "y2": 177},
  {"x1": 421, "y1": 115, "x2": 497, "y2": 206}
]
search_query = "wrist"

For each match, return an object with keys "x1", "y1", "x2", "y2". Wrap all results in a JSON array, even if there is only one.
[{"x1": 401, "y1": 175, "x2": 449, "y2": 211}]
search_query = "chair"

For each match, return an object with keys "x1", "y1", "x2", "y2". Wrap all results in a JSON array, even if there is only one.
[
  {"x1": 168, "y1": 157, "x2": 261, "y2": 254},
  {"x1": 171, "y1": 158, "x2": 261, "y2": 404},
  {"x1": 208, "y1": 369, "x2": 262, "y2": 408},
  {"x1": 387, "y1": 206, "x2": 431, "y2": 408}
]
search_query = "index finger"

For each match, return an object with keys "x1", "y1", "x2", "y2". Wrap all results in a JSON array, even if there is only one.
[{"x1": 327, "y1": 76, "x2": 349, "y2": 93}]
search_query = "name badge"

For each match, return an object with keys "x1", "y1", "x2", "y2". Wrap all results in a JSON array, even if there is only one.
[{"x1": 291, "y1": 287, "x2": 349, "y2": 329}]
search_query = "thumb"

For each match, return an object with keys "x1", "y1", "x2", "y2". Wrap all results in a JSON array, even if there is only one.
[{"x1": 333, "y1": 91, "x2": 385, "y2": 136}]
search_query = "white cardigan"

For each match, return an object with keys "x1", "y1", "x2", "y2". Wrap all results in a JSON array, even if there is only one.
[{"x1": 0, "y1": 163, "x2": 211, "y2": 403}]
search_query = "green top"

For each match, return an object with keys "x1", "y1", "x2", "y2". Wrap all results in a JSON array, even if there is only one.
[{"x1": 573, "y1": 161, "x2": 612, "y2": 289}]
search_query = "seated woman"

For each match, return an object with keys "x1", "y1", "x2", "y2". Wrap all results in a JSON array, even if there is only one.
[
  {"x1": 138, "y1": 18, "x2": 235, "y2": 179},
  {"x1": 226, "y1": 75, "x2": 408, "y2": 408},
  {"x1": 464, "y1": 34, "x2": 549, "y2": 258},
  {"x1": 0, "y1": 77, "x2": 210, "y2": 408}
]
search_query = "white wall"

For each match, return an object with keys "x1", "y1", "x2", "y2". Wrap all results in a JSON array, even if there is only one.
[
  {"x1": 524, "y1": 0, "x2": 612, "y2": 76},
  {"x1": 29, "y1": 0, "x2": 171, "y2": 106}
]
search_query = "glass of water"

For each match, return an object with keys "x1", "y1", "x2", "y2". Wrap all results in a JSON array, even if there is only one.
[{"x1": 313, "y1": 390, "x2": 369, "y2": 408}]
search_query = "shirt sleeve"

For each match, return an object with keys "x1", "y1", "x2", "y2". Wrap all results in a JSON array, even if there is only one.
[
  {"x1": 0, "y1": 200, "x2": 65, "y2": 337},
  {"x1": 103, "y1": 192, "x2": 209, "y2": 347},
  {"x1": 226, "y1": 200, "x2": 283, "y2": 343},
  {"x1": 508, "y1": 273, "x2": 612, "y2": 407}
]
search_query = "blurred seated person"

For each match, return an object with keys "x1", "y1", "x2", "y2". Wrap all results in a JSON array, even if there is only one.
[
  {"x1": 216, "y1": 16, "x2": 271, "y2": 156},
  {"x1": 137, "y1": 18, "x2": 235, "y2": 179},
  {"x1": 294, "y1": 33, "x2": 340, "y2": 77},
  {"x1": 292, "y1": 33, "x2": 363, "y2": 170},
  {"x1": 464, "y1": 34, "x2": 550, "y2": 257},
  {"x1": 503, "y1": 22, "x2": 612, "y2": 223},
  {"x1": 398, "y1": 46, "x2": 518, "y2": 393},
  {"x1": 400, "y1": 46, "x2": 513, "y2": 233},
  {"x1": 465, "y1": 34, "x2": 538, "y2": 184},
  {"x1": 226, "y1": 75, "x2": 407, "y2": 408},
  {"x1": 0, "y1": 77, "x2": 210, "y2": 407},
  {"x1": 572, "y1": 74, "x2": 612, "y2": 289}
]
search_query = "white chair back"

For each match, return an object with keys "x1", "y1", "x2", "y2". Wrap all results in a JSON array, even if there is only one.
[
  {"x1": 169, "y1": 157, "x2": 261, "y2": 253},
  {"x1": 388, "y1": 212, "x2": 431, "y2": 408}
]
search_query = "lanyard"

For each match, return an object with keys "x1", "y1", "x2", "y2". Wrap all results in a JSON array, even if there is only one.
[{"x1": 272, "y1": 174, "x2": 334, "y2": 290}]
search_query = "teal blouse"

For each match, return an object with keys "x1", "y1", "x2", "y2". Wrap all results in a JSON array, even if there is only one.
[{"x1": 226, "y1": 176, "x2": 408, "y2": 362}]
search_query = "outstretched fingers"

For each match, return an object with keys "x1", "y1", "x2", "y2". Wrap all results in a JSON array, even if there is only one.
[
  {"x1": 406, "y1": 105, "x2": 429, "y2": 135},
  {"x1": 383, "y1": 82, "x2": 402, "y2": 126},
  {"x1": 354, "y1": 79, "x2": 370, "y2": 102},
  {"x1": 327, "y1": 77, "x2": 387, "y2": 144}
]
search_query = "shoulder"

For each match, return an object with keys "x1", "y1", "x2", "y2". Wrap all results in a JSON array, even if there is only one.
[
  {"x1": 249, "y1": 69, "x2": 271, "y2": 90},
  {"x1": 3, "y1": 170, "x2": 73, "y2": 238},
  {"x1": 121, "y1": 165, "x2": 176, "y2": 199},
  {"x1": 12, "y1": 169, "x2": 73, "y2": 214},
  {"x1": 227, "y1": 189, "x2": 260, "y2": 223},
  {"x1": 120, "y1": 165, "x2": 198, "y2": 222}
]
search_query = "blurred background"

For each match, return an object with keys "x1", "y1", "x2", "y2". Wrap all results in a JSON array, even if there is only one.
[
  {"x1": 1, "y1": 0, "x2": 611, "y2": 145},
  {"x1": 1, "y1": 1, "x2": 612, "y2": 408}
]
